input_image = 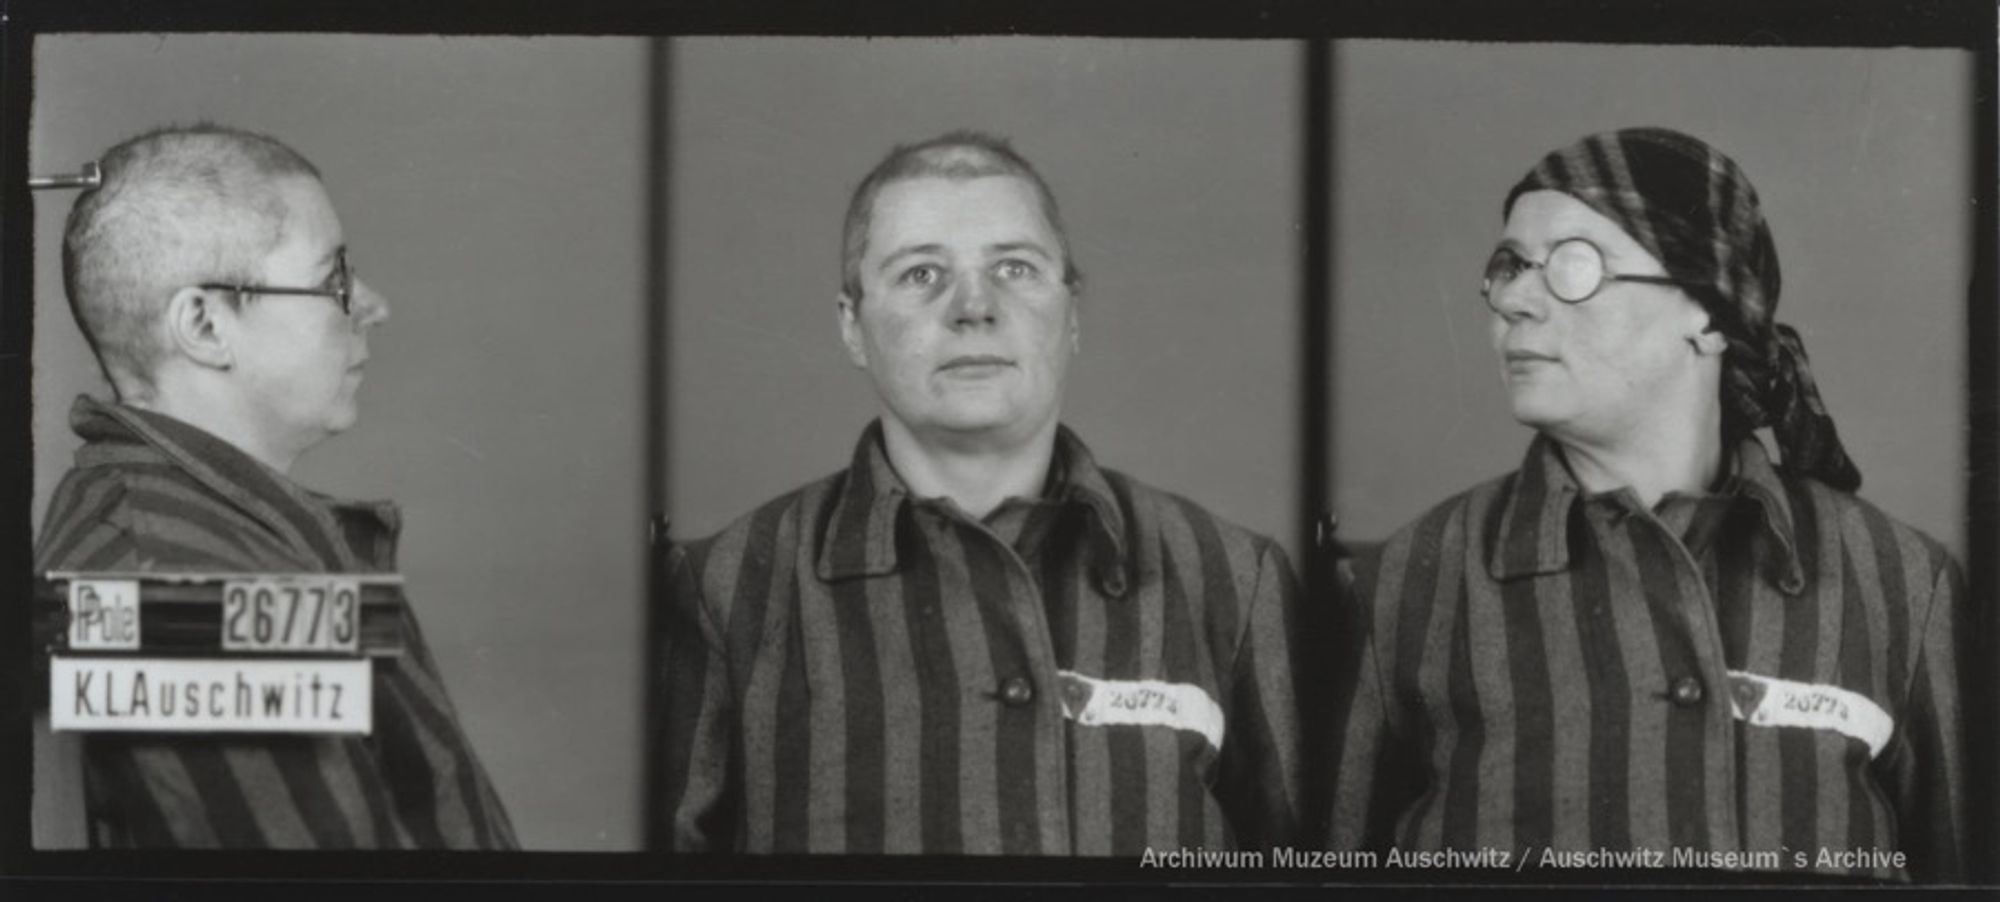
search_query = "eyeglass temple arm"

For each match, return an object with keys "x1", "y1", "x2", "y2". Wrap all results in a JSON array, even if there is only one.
[{"x1": 28, "y1": 162, "x2": 102, "y2": 191}]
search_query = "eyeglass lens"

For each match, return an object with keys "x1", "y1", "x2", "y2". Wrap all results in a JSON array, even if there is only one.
[
  {"x1": 1542, "y1": 240, "x2": 1605, "y2": 302},
  {"x1": 332, "y1": 251, "x2": 354, "y2": 314},
  {"x1": 1481, "y1": 238, "x2": 1608, "y2": 305}
]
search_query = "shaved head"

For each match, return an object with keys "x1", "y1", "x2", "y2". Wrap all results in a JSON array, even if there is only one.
[
  {"x1": 839, "y1": 130, "x2": 1081, "y2": 303},
  {"x1": 60, "y1": 123, "x2": 321, "y2": 396}
]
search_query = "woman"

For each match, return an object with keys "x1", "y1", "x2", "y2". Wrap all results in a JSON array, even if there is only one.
[{"x1": 1327, "y1": 127, "x2": 1966, "y2": 883}]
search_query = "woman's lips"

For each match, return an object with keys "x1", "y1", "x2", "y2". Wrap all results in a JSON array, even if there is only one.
[
  {"x1": 1502, "y1": 349, "x2": 1558, "y2": 375},
  {"x1": 939, "y1": 354, "x2": 1014, "y2": 375}
]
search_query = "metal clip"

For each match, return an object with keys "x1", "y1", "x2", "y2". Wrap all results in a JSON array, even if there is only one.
[
  {"x1": 29, "y1": 161, "x2": 101, "y2": 191},
  {"x1": 1315, "y1": 508, "x2": 1348, "y2": 556}
]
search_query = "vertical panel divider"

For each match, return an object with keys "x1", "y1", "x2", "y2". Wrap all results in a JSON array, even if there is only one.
[
  {"x1": 1297, "y1": 37, "x2": 1337, "y2": 838},
  {"x1": 1966, "y1": 10, "x2": 1997, "y2": 883},
  {"x1": 640, "y1": 35, "x2": 673, "y2": 852},
  {"x1": 1, "y1": 18, "x2": 37, "y2": 861},
  {"x1": 1301, "y1": 39, "x2": 1332, "y2": 574}
]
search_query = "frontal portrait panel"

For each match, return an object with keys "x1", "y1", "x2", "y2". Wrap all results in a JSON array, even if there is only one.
[
  {"x1": 653, "y1": 36, "x2": 1313, "y2": 861},
  {"x1": 666, "y1": 37, "x2": 1304, "y2": 559}
]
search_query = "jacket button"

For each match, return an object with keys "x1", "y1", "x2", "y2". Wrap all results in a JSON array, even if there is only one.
[
  {"x1": 1669, "y1": 677, "x2": 1705, "y2": 707},
  {"x1": 999, "y1": 677, "x2": 1035, "y2": 707}
]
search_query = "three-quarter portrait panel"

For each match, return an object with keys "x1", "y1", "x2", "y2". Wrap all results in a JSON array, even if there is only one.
[
  {"x1": 11, "y1": 18, "x2": 1991, "y2": 891},
  {"x1": 1326, "y1": 41, "x2": 1974, "y2": 883}
]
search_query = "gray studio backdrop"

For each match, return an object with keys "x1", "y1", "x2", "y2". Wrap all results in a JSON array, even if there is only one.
[
  {"x1": 1330, "y1": 42, "x2": 1971, "y2": 557},
  {"x1": 664, "y1": 38, "x2": 1305, "y2": 559},
  {"x1": 26, "y1": 34, "x2": 1973, "y2": 852}
]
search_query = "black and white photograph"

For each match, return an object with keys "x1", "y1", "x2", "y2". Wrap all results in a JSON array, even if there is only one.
[{"x1": 3, "y1": 2, "x2": 1993, "y2": 896}]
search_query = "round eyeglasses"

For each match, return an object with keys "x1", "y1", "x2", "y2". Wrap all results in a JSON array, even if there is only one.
[
  {"x1": 199, "y1": 249, "x2": 355, "y2": 316},
  {"x1": 1481, "y1": 237, "x2": 1685, "y2": 309}
]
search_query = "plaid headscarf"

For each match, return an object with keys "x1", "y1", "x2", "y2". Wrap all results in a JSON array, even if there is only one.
[{"x1": 1502, "y1": 126, "x2": 1862, "y2": 492}]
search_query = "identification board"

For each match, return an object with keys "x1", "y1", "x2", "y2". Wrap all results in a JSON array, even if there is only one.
[
  {"x1": 68, "y1": 579, "x2": 141, "y2": 650},
  {"x1": 220, "y1": 576, "x2": 361, "y2": 653},
  {"x1": 50, "y1": 657, "x2": 373, "y2": 734}
]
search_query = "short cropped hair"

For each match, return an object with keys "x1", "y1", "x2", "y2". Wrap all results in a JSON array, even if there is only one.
[
  {"x1": 60, "y1": 123, "x2": 321, "y2": 394},
  {"x1": 839, "y1": 130, "x2": 1083, "y2": 302}
]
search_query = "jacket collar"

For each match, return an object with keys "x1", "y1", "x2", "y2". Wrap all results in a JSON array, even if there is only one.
[
  {"x1": 814, "y1": 420, "x2": 1131, "y2": 594},
  {"x1": 1488, "y1": 432, "x2": 1804, "y2": 594},
  {"x1": 66, "y1": 395, "x2": 397, "y2": 571}
]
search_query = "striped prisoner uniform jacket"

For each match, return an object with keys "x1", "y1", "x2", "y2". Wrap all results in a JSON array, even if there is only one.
[
  {"x1": 1329, "y1": 435, "x2": 1966, "y2": 882},
  {"x1": 34, "y1": 396, "x2": 517, "y2": 848},
  {"x1": 656, "y1": 422, "x2": 1310, "y2": 854}
]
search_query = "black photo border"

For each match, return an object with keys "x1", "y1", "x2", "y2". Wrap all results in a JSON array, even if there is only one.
[{"x1": 1, "y1": 0, "x2": 1991, "y2": 895}]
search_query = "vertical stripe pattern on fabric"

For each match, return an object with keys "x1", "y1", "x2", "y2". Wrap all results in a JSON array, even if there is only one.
[
  {"x1": 658, "y1": 423, "x2": 1311, "y2": 855},
  {"x1": 36, "y1": 397, "x2": 517, "y2": 850},
  {"x1": 1328, "y1": 436, "x2": 1966, "y2": 882}
]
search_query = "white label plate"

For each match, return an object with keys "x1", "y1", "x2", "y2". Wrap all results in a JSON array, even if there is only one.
[
  {"x1": 221, "y1": 577, "x2": 361, "y2": 654},
  {"x1": 68, "y1": 580, "x2": 141, "y2": 650},
  {"x1": 1056, "y1": 670, "x2": 1226, "y2": 751},
  {"x1": 1727, "y1": 669, "x2": 1894, "y2": 758},
  {"x1": 50, "y1": 657, "x2": 372, "y2": 734}
]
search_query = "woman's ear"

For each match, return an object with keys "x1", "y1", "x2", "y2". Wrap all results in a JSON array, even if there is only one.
[
  {"x1": 836, "y1": 291, "x2": 868, "y2": 369},
  {"x1": 1684, "y1": 304, "x2": 1729, "y2": 357},
  {"x1": 164, "y1": 287, "x2": 236, "y2": 370},
  {"x1": 1688, "y1": 327, "x2": 1728, "y2": 357}
]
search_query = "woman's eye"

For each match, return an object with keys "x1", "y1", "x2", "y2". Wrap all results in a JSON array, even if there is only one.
[
  {"x1": 1485, "y1": 249, "x2": 1530, "y2": 282},
  {"x1": 898, "y1": 264, "x2": 943, "y2": 287},
  {"x1": 995, "y1": 259, "x2": 1038, "y2": 281}
]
